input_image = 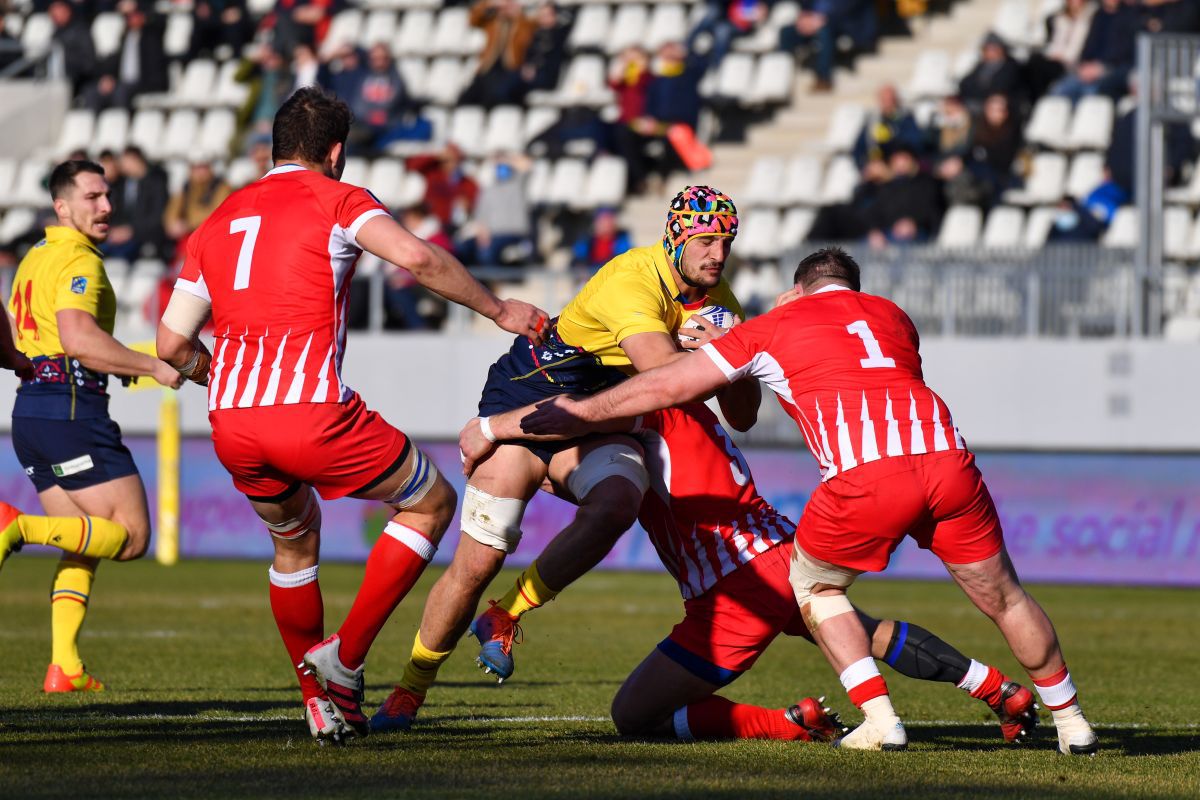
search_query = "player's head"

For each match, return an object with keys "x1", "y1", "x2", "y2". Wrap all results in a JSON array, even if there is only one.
[
  {"x1": 663, "y1": 185, "x2": 738, "y2": 289},
  {"x1": 49, "y1": 160, "x2": 112, "y2": 244},
  {"x1": 793, "y1": 247, "x2": 861, "y2": 294},
  {"x1": 271, "y1": 86, "x2": 352, "y2": 180}
]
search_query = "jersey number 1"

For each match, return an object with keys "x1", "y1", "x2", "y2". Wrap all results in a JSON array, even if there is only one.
[
  {"x1": 846, "y1": 320, "x2": 896, "y2": 368},
  {"x1": 230, "y1": 216, "x2": 262, "y2": 291}
]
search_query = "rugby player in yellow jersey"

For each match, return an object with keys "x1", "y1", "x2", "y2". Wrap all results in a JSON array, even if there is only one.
[
  {"x1": 0, "y1": 160, "x2": 184, "y2": 692},
  {"x1": 372, "y1": 186, "x2": 762, "y2": 731}
]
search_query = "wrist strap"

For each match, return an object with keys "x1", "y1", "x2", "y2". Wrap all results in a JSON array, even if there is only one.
[
  {"x1": 479, "y1": 416, "x2": 497, "y2": 443},
  {"x1": 176, "y1": 350, "x2": 201, "y2": 377}
]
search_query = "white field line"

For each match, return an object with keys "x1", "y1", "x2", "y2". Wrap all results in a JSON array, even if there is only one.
[{"x1": 4, "y1": 712, "x2": 1198, "y2": 730}]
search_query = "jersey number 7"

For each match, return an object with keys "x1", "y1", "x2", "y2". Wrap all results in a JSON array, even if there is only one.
[{"x1": 230, "y1": 216, "x2": 262, "y2": 291}]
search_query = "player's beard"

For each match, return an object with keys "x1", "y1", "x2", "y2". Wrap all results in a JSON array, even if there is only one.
[{"x1": 678, "y1": 258, "x2": 723, "y2": 290}]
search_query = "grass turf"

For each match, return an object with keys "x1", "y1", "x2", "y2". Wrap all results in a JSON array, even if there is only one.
[{"x1": 0, "y1": 558, "x2": 1197, "y2": 799}]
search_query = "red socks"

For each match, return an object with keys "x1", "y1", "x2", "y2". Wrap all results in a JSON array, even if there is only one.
[
  {"x1": 675, "y1": 696, "x2": 812, "y2": 742},
  {"x1": 336, "y1": 522, "x2": 436, "y2": 670},
  {"x1": 268, "y1": 565, "x2": 324, "y2": 700}
]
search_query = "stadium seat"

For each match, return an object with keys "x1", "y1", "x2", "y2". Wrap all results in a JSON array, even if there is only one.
[
  {"x1": 991, "y1": 0, "x2": 1033, "y2": 47},
  {"x1": 213, "y1": 60, "x2": 250, "y2": 108},
  {"x1": 607, "y1": 5, "x2": 649, "y2": 55},
  {"x1": 398, "y1": 58, "x2": 429, "y2": 95},
  {"x1": 360, "y1": 9, "x2": 398, "y2": 48},
  {"x1": 779, "y1": 207, "x2": 817, "y2": 250},
  {"x1": 781, "y1": 155, "x2": 824, "y2": 206},
  {"x1": 91, "y1": 12, "x2": 125, "y2": 58},
  {"x1": 734, "y1": 1, "x2": 800, "y2": 54},
  {"x1": 161, "y1": 110, "x2": 200, "y2": 159},
  {"x1": 823, "y1": 104, "x2": 866, "y2": 153},
  {"x1": 19, "y1": 13, "x2": 53, "y2": 57},
  {"x1": 522, "y1": 106, "x2": 560, "y2": 146},
  {"x1": 164, "y1": 159, "x2": 189, "y2": 195},
  {"x1": 742, "y1": 157, "x2": 785, "y2": 207},
  {"x1": 0, "y1": 159, "x2": 17, "y2": 197},
  {"x1": 820, "y1": 156, "x2": 859, "y2": 205},
  {"x1": 547, "y1": 158, "x2": 589, "y2": 207},
  {"x1": 91, "y1": 108, "x2": 129, "y2": 153},
  {"x1": 164, "y1": 13, "x2": 192, "y2": 58},
  {"x1": 981, "y1": 206, "x2": 1025, "y2": 249},
  {"x1": 584, "y1": 155, "x2": 627, "y2": 209},
  {"x1": 567, "y1": 4, "x2": 611, "y2": 52},
  {"x1": 1066, "y1": 152, "x2": 1104, "y2": 199},
  {"x1": 751, "y1": 52, "x2": 795, "y2": 106},
  {"x1": 128, "y1": 109, "x2": 165, "y2": 158},
  {"x1": 937, "y1": 206, "x2": 983, "y2": 249},
  {"x1": 447, "y1": 105, "x2": 487, "y2": 157},
  {"x1": 1166, "y1": 163, "x2": 1200, "y2": 206},
  {"x1": 645, "y1": 4, "x2": 688, "y2": 51},
  {"x1": 226, "y1": 157, "x2": 262, "y2": 189},
  {"x1": 1188, "y1": 212, "x2": 1200, "y2": 259},
  {"x1": 736, "y1": 209, "x2": 782, "y2": 259},
  {"x1": 106, "y1": 259, "x2": 130, "y2": 300},
  {"x1": 174, "y1": 59, "x2": 218, "y2": 109},
  {"x1": 952, "y1": 47, "x2": 979, "y2": 81},
  {"x1": 432, "y1": 8, "x2": 474, "y2": 57},
  {"x1": 526, "y1": 158, "x2": 553, "y2": 205},
  {"x1": 366, "y1": 159, "x2": 406, "y2": 207},
  {"x1": 1003, "y1": 153, "x2": 1067, "y2": 205},
  {"x1": 198, "y1": 109, "x2": 236, "y2": 157},
  {"x1": 548, "y1": 54, "x2": 610, "y2": 106},
  {"x1": 320, "y1": 9, "x2": 364, "y2": 58},
  {"x1": 1163, "y1": 263, "x2": 1189, "y2": 315},
  {"x1": 1024, "y1": 96, "x2": 1072, "y2": 150},
  {"x1": 395, "y1": 10, "x2": 436, "y2": 58},
  {"x1": 125, "y1": 261, "x2": 164, "y2": 316},
  {"x1": 341, "y1": 157, "x2": 370, "y2": 189},
  {"x1": 399, "y1": 171, "x2": 427, "y2": 207},
  {"x1": 1102, "y1": 206, "x2": 1138, "y2": 248},
  {"x1": 907, "y1": 50, "x2": 954, "y2": 100},
  {"x1": 0, "y1": 207, "x2": 37, "y2": 245},
  {"x1": 52, "y1": 109, "x2": 95, "y2": 158},
  {"x1": 1164, "y1": 206, "x2": 1193, "y2": 261},
  {"x1": 714, "y1": 54, "x2": 756, "y2": 103},
  {"x1": 9, "y1": 160, "x2": 50, "y2": 207},
  {"x1": 246, "y1": 0, "x2": 274, "y2": 16},
  {"x1": 1023, "y1": 206, "x2": 1060, "y2": 248},
  {"x1": 1066, "y1": 95, "x2": 1114, "y2": 151},
  {"x1": 483, "y1": 106, "x2": 525, "y2": 154},
  {"x1": 425, "y1": 57, "x2": 468, "y2": 106},
  {"x1": 1163, "y1": 315, "x2": 1200, "y2": 342}
]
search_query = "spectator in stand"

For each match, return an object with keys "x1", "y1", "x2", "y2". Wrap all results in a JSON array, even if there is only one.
[
  {"x1": 382, "y1": 205, "x2": 452, "y2": 330},
  {"x1": 521, "y1": 2, "x2": 568, "y2": 93},
  {"x1": 188, "y1": 0, "x2": 254, "y2": 61},
  {"x1": 46, "y1": 1, "x2": 97, "y2": 99},
  {"x1": 608, "y1": 46, "x2": 654, "y2": 192},
  {"x1": 242, "y1": 44, "x2": 293, "y2": 128},
  {"x1": 937, "y1": 94, "x2": 1022, "y2": 208},
  {"x1": 290, "y1": 42, "x2": 324, "y2": 93},
  {"x1": 866, "y1": 146, "x2": 942, "y2": 248},
  {"x1": 853, "y1": 83, "x2": 924, "y2": 168},
  {"x1": 571, "y1": 209, "x2": 632, "y2": 273},
  {"x1": 1025, "y1": 0, "x2": 1097, "y2": 99},
  {"x1": 163, "y1": 156, "x2": 232, "y2": 249},
  {"x1": 779, "y1": 0, "x2": 879, "y2": 92},
  {"x1": 323, "y1": 43, "x2": 366, "y2": 100},
  {"x1": 1049, "y1": 0, "x2": 1137, "y2": 101},
  {"x1": 1142, "y1": 0, "x2": 1200, "y2": 34},
  {"x1": 1104, "y1": 78, "x2": 1193, "y2": 198},
  {"x1": 246, "y1": 132, "x2": 273, "y2": 182},
  {"x1": 638, "y1": 41, "x2": 709, "y2": 177},
  {"x1": 689, "y1": 0, "x2": 769, "y2": 69},
  {"x1": 1046, "y1": 197, "x2": 1105, "y2": 242},
  {"x1": 408, "y1": 143, "x2": 479, "y2": 235},
  {"x1": 957, "y1": 32, "x2": 1027, "y2": 111},
  {"x1": 461, "y1": 153, "x2": 533, "y2": 266},
  {"x1": 0, "y1": 16, "x2": 21, "y2": 74},
  {"x1": 271, "y1": 0, "x2": 341, "y2": 57},
  {"x1": 103, "y1": 145, "x2": 170, "y2": 260},
  {"x1": 85, "y1": 1, "x2": 168, "y2": 110},
  {"x1": 460, "y1": 0, "x2": 535, "y2": 108},
  {"x1": 97, "y1": 149, "x2": 120, "y2": 185},
  {"x1": 346, "y1": 43, "x2": 425, "y2": 154}
]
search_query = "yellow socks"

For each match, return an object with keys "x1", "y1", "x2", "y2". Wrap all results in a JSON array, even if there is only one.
[
  {"x1": 17, "y1": 514, "x2": 127, "y2": 559},
  {"x1": 50, "y1": 560, "x2": 96, "y2": 674},
  {"x1": 494, "y1": 561, "x2": 558, "y2": 619},
  {"x1": 398, "y1": 631, "x2": 453, "y2": 696}
]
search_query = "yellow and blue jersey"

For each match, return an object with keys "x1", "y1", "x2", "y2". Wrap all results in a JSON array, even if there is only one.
[{"x1": 8, "y1": 226, "x2": 118, "y2": 419}]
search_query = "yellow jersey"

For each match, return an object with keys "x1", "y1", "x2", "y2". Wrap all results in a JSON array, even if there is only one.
[{"x1": 555, "y1": 244, "x2": 742, "y2": 373}]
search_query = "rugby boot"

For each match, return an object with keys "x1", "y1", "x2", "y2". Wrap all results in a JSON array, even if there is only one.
[
  {"x1": 1054, "y1": 706, "x2": 1099, "y2": 756},
  {"x1": 469, "y1": 600, "x2": 522, "y2": 682},
  {"x1": 784, "y1": 696, "x2": 848, "y2": 743},
  {"x1": 834, "y1": 715, "x2": 908, "y2": 751},
  {"x1": 305, "y1": 695, "x2": 353, "y2": 746},
  {"x1": 988, "y1": 680, "x2": 1039, "y2": 743},
  {"x1": 0, "y1": 501, "x2": 24, "y2": 573},
  {"x1": 371, "y1": 685, "x2": 425, "y2": 733},
  {"x1": 303, "y1": 635, "x2": 370, "y2": 738},
  {"x1": 43, "y1": 663, "x2": 104, "y2": 693}
]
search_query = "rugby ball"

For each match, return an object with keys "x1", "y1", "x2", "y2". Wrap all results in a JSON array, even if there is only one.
[{"x1": 678, "y1": 305, "x2": 734, "y2": 342}]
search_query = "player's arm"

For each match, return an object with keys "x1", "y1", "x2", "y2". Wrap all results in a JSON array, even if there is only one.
[
  {"x1": 355, "y1": 215, "x2": 548, "y2": 344},
  {"x1": 521, "y1": 355, "x2": 728, "y2": 438},
  {"x1": 155, "y1": 288, "x2": 213, "y2": 386},
  {"x1": 58, "y1": 309, "x2": 184, "y2": 389},
  {"x1": 716, "y1": 375, "x2": 760, "y2": 432},
  {"x1": 0, "y1": 309, "x2": 33, "y2": 379},
  {"x1": 459, "y1": 403, "x2": 637, "y2": 475}
]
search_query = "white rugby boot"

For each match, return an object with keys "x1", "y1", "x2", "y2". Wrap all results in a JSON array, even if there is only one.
[
  {"x1": 1053, "y1": 706, "x2": 1099, "y2": 756},
  {"x1": 834, "y1": 716, "x2": 908, "y2": 751},
  {"x1": 305, "y1": 695, "x2": 352, "y2": 746}
]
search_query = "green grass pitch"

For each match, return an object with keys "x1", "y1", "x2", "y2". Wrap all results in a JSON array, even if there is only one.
[{"x1": 0, "y1": 557, "x2": 1197, "y2": 799}]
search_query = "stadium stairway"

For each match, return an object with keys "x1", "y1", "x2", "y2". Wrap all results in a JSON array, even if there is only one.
[{"x1": 623, "y1": 0, "x2": 1007, "y2": 248}]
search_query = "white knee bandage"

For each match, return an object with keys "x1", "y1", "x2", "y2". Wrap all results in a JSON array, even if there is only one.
[
  {"x1": 566, "y1": 443, "x2": 649, "y2": 501},
  {"x1": 790, "y1": 545, "x2": 859, "y2": 625},
  {"x1": 263, "y1": 489, "x2": 322, "y2": 541},
  {"x1": 383, "y1": 447, "x2": 440, "y2": 509},
  {"x1": 461, "y1": 485, "x2": 527, "y2": 554}
]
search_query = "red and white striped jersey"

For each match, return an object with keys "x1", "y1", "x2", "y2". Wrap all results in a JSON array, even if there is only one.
[
  {"x1": 636, "y1": 403, "x2": 794, "y2": 600},
  {"x1": 175, "y1": 164, "x2": 390, "y2": 411},
  {"x1": 702, "y1": 286, "x2": 967, "y2": 483}
]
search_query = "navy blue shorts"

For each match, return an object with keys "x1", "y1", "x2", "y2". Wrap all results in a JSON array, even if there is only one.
[
  {"x1": 11, "y1": 415, "x2": 139, "y2": 493},
  {"x1": 478, "y1": 328, "x2": 628, "y2": 464}
]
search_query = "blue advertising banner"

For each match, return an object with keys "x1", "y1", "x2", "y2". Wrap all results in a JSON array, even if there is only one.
[{"x1": 2, "y1": 436, "x2": 1199, "y2": 586}]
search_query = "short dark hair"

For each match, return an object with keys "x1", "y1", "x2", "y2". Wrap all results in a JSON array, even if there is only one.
[
  {"x1": 49, "y1": 160, "x2": 105, "y2": 200},
  {"x1": 272, "y1": 87, "x2": 352, "y2": 165},
  {"x1": 793, "y1": 247, "x2": 861, "y2": 292}
]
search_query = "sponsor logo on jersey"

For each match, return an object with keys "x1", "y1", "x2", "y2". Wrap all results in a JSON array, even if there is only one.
[{"x1": 70, "y1": 277, "x2": 88, "y2": 294}]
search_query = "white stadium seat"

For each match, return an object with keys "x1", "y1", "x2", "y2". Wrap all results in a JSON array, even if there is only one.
[
  {"x1": 341, "y1": 157, "x2": 370, "y2": 189},
  {"x1": 395, "y1": 10, "x2": 436, "y2": 58},
  {"x1": 447, "y1": 105, "x2": 487, "y2": 157},
  {"x1": 779, "y1": 207, "x2": 817, "y2": 250},
  {"x1": 174, "y1": 59, "x2": 218, "y2": 108},
  {"x1": 431, "y1": 8, "x2": 472, "y2": 56},
  {"x1": 53, "y1": 109, "x2": 95, "y2": 157},
  {"x1": 425, "y1": 57, "x2": 469, "y2": 106},
  {"x1": 0, "y1": 159, "x2": 17, "y2": 197},
  {"x1": 320, "y1": 9, "x2": 363, "y2": 58},
  {"x1": 9, "y1": 160, "x2": 50, "y2": 207},
  {"x1": 0, "y1": 208, "x2": 37, "y2": 245},
  {"x1": 226, "y1": 157, "x2": 262, "y2": 189},
  {"x1": 1188, "y1": 212, "x2": 1200, "y2": 259},
  {"x1": 742, "y1": 157, "x2": 784, "y2": 207},
  {"x1": 1164, "y1": 207, "x2": 1193, "y2": 261},
  {"x1": 714, "y1": 53, "x2": 755, "y2": 101},
  {"x1": 198, "y1": 109, "x2": 236, "y2": 157},
  {"x1": 526, "y1": 158, "x2": 553, "y2": 205},
  {"x1": 1066, "y1": 152, "x2": 1104, "y2": 199},
  {"x1": 781, "y1": 155, "x2": 824, "y2": 206},
  {"x1": 522, "y1": 107, "x2": 560, "y2": 146},
  {"x1": 1004, "y1": 153, "x2": 1067, "y2": 205},
  {"x1": 1163, "y1": 315, "x2": 1200, "y2": 342},
  {"x1": 1023, "y1": 206, "x2": 1060, "y2": 248},
  {"x1": 128, "y1": 109, "x2": 166, "y2": 158},
  {"x1": 992, "y1": 0, "x2": 1033, "y2": 47},
  {"x1": 399, "y1": 172, "x2": 426, "y2": 208},
  {"x1": 483, "y1": 105, "x2": 525, "y2": 154},
  {"x1": 1066, "y1": 95, "x2": 1114, "y2": 151},
  {"x1": 820, "y1": 156, "x2": 859, "y2": 205},
  {"x1": 547, "y1": 158, "x2": 588, "y2": 207},
  {"x1": 20, "y1": 13, "x2": 53, "y2": 58},
  {"x1": 94, "y1": 108, "x2": 131, "y2": 157},
  {"x1": 645, "y1": 4, "x2": 687, "y2": 51},
  {"x1": 567, "y1": 5, "x2": 610, "y2": 52},
  {"x1": 824, "y1": 104, "x2": 866, "y2": 153},
  {"x1": 164, "y1": 13, "x2": 192, "y2": 58},
  {"x1": 247, "y1": 0, "x2": 274, "y2": 16},
  {"x1": 360, "y1": 9, "x2": 398, "y2": 48},
  {"x1": 751, "y1": 51, "x2": 794, "y2": 105},
  {"x1": 981, "y1": 206, "x2": 1025, "y2": 249},
  {"x1": 607, "y1": 5, "x2": 649, "y2": 55},
  {"x1": 397, "y1": 58, "x2": 429, "y2": 94},
  {"x1": 91, "y1": 12, "x2": 125, "y2": 58},
  {"x1": 1102, "y1": 206, "x2": 1138, "y2": 248},
  {"x1": 164, "y1": 158, "x2": 189, "y2": 195},
  {"x1": 161, "y1": 109, "x2": 200, "y2": 159},
  {"x1": 907, "y1": 50, "x2": 954, "y2": 100},
  {"x1": 213, "y1": 60, "x2": 250, "y2": 108},
  {"x1": 1166, "y1": 161, "x2": 1200, "y2": 205},
  {"x1": 367, "y1": 158, "x2": 407, "y2": 207},
  {"x1": 584, "y1": 155, "x2": 627, "y2": 209},
  {"x1": 551, "y1": 55, "x2": 610, "y2": 106},
  {"x1": 937, "y1": 205, "x2": 983, "y2": 249},
  {"x1": 1024, "y1": 96, "x2": 1072, "y2": 150},
  {"x1": 736, "y1": 209, "x2": 782, "y2": 260}
]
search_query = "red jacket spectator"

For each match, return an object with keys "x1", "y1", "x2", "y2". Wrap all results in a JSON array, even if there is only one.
[{"x1": 407, "y1": 145, "x2": 480, "y2": 230}]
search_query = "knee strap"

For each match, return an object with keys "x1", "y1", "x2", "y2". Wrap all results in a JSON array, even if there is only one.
[
  {"x1": 383, "y1": 447, "x2": 440, "y2": 509},
  {"x1": 461, "y1": 485, "x2": 527, "y2": 554},
  {"x1": 264, "y1": 489, "x2": 321, "y2": 541},
  {"x1": 567, "y1": 443, "x2": 649, "y2": 501}
]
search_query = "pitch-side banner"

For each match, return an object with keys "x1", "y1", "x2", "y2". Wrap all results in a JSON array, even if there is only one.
[{"x1": 2, "y1": 437, "x2": 1199, "y2": 586}]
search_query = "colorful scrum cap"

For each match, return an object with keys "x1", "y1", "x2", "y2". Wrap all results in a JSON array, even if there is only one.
[{"x1": 662, "y1": 185, "x2": 739, "y2": 269}]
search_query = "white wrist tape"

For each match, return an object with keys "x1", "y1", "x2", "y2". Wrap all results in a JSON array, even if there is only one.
[{"x1": 479, "y1": 416, "x2": 497, "y2": 443}]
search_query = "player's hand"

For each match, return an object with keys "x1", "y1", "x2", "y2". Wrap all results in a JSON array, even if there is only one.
[
  {"x1": 679, "y1": 315, "x2": 739, "y2": 351},
  {"x1": 152, "y1": 360, "x2": 186, "y2": 390},
  {"x1": 774, "y1": 287, "x2": 803, "y2": 308},
  {"x1": 458, "y1": 416, "x2": 497, "y2": 476},
  {"x1": 2, "y1": 348, "x2": 34, "y2": 381},
  {"x1": 519, "y1": 396, "x2": 590, "y2": 438},
  {"x1": 494, "y1": 299, "x2": 550, "y2": 346}
]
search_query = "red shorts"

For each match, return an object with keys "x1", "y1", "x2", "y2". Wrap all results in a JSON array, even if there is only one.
[
  {"x1": 210, "y1": 393, "x2": 409, "y2": 501},
  {"x1": 796, "y1": 450, "x2": 1004, "y2": 573},
  {"x1": 659, "y1": 544, "x2": 810, "y2": 685}
]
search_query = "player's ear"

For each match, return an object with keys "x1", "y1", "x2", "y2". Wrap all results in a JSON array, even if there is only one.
[{"x1": 329, "y1": 141, "x2": 346, "y2": 180}]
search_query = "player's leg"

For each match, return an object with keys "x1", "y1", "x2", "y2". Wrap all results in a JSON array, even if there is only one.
[{"x1": 373, "y1": 443, "x2": 544, "y2": 731}]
